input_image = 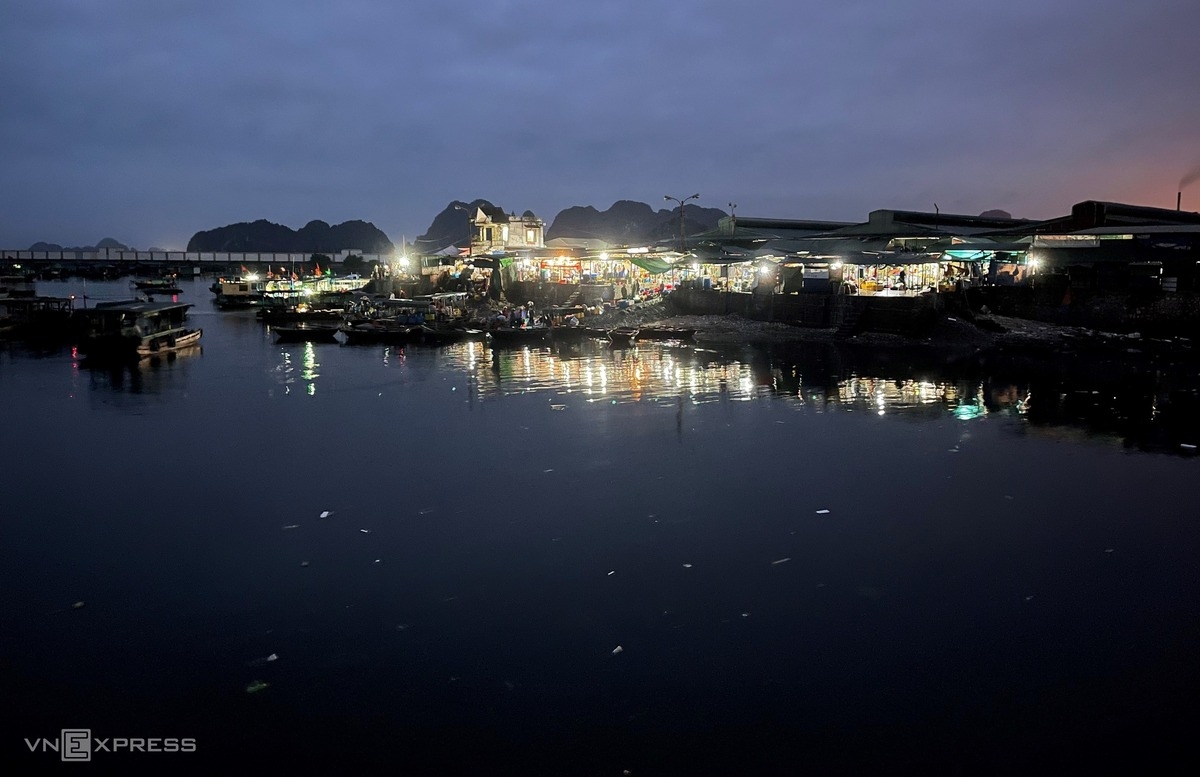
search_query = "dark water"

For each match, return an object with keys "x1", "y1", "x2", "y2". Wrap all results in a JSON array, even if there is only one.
[{"x1": 3, "y1": 278, "x2": 1199, "y2": 775}]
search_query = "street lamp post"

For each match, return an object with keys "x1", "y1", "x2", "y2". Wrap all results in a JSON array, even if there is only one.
[
  {"x1": 664, "y1": 193, "x2": 700, "y2": 253},
  {"x1": 453, "y1": 204, "x2": 473, "y2": 257},
  {"x1": 728, "y1": 202, "x2": 737, "y2": 236}
]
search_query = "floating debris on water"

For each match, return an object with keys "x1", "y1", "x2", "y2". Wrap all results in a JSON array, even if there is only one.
[
  {"x1": 418, "y1": 508, "x2": 435, "y2": 515},
  {"x1": 245, "y1": 680, "x2": 270, "y2": 694},
  {"x1": 1104, "y1": 548, "x2": 1114, "y2": 553},
  {"x1": 550, "y1": 404, "x2": 566, "y2": 410},
  {"x1": 300, "y1": 561, "x2": 310, "y2": 567},
  {"x1": 282, "y1": 524, "x2": 299, "y2": 530},
  {"x1": 815, "y1": 509, "x2": 830, "y2": 515},
  {"x1": 543, "y1": 469, "x2": 554, "y2": 473},
  {"x1": 1181, "y1": 443, "x2": 1197, "y2": 451},
  {"x1": 319, "y1": 511, "x2": 333, "y2": 518},
  {"x1": 266, "y1": 653, "x2": 278, "y2": 662},
  {"x1": 612, "y1": 645, "x2": 624, "y2": 655},
  {"x1": 607, "y1": 571, "x2": 615, "y2": 576},
  {"x1": 1025, "y1": 595, "x2": 1035, "y2": 601},
  {"x1": 771, "y1": 557, "x2": 792, "y2": 565},
  {"x1": 741, "y1": 612, "x2": 751, "y2": 618},
  {"x1": 682, "y1": 563, "x2": 693, "y2": 569},
  {"x1": 72, "y1": 601, "x2": 85, "y2": 610},
  {"x1": 359, "y1": 528, "x2": 371, "y2": 534}
]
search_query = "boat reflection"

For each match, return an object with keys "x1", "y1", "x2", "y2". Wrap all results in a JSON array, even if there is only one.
[{"x1": 77, "y1": 343, "x2": 201, "y2": 395}]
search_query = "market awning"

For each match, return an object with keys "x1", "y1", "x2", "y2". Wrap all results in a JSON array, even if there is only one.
[{"x1": 629, "y1": 256, "x2": 675, "y2": 274}]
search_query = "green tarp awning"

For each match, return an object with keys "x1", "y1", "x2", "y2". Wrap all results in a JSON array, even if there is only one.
[{"x1": 629, "y1": 256, "x2": 674, "y2": 274}]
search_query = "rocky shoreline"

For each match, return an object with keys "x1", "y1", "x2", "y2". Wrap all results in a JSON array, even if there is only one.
[{"x1": 573, "y1": 296, "x2": 1197, "y2": 362}]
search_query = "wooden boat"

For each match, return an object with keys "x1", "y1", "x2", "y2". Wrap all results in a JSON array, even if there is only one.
[
  {"x1": 549, "y1": 324, "x2": 614, "y2": 343},
  {"x1": 487, "y1": 326, "x2": 550, "y2": 346},
  {"x1": 0, "y1": 295, "x2": 76, "y2": 341},
  {"x1": 273, "y1": 323, "x2": 341, "y2": 343},
  {"x1": 413, "y1": 323, "x2": 485, "y2": 345},
  {"x1": 138, "y1": 327, "x2": 202, "y2": 356},
  {"x1": 133, "y1": 278, "x2": 183, "y2": 295},
  {"x1": 339, "y1": 318, "x2": 420, "y2": 345},
  {"x1": 635, "y1": 326, "x2": 696, "y2": 341},
  {"x1": 257, "y1": 305, "x2": 347, "y2": 325},
  {"x1": 608, "y1": 326, "x2": 639, "y2": 346},
  {"x1": 75, "y1": 300, "x2": 202, "y2": 358}
]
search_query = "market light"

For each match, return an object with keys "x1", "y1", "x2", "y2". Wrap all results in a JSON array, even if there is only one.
[
  {"x1": 599, "y1": 252, "x2": 609, "y2": 261},
  {"x1": 398, "y1": 255, "x2": 410, "y2": 269},
  {"x1": 831, "y1": 261, "x2": 843, "y2": 270}
]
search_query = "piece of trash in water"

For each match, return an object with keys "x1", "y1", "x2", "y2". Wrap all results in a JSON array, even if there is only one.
[
  {"x1": 359, "y1": 528, "x2": 371, "y2": 534},
  {"x1": 266, "y1": 653, "x2": 278, "y2": 662},
  {"x1": 948, "y1": 448, "x2": 960, "y2": 453},
  {"x1": 374, "y1": 558, "x2": 382, "y2": 564},
  {"x1": 543, "y1": 469, "x2": 554, "y2": 473},
  {"x1": 550, "y1": 404, "x2": 566, "y2": 410},
  {"x1": 815, "y1": 509, "x2": 831, "y2": 514},
  {"x1": 396, "y1": 624, "x2": 409, "y2": 631},
  {"x1": 741, "y1": 612, "x2": 751, "y2": 618},
  {"x1": 612, "y1": 645, "x2": 624, "y2": 655},
  {"x1": 607, "y1": 570, "x2": 615, "y2": 576},
  {"x1": 1181, "y1": 443, "x2": 1197, "y2": 450},
  {"x1": 1025, "y1": 595, "x2": 1035, "y2": 601},
  {"x1": 300, "y1": 561, "x2": 310, "y2": 567},
  {"x1": 72, "y1": 601, "x2": 85, "y2": 609},
  {"x1": 282, "y1": 524, "x2": 300, "y2": 530},
  {"x1": 245, "y1": 680, "x2": 270, "y2": 694},
  {"x1": 319, "y1": 511, "x2": 333, "y2": 518},
  {"x1": 771, "y1": 557, "x2": 792, "y2": 565},
  {"x1": 1104, "y1": 548, "x2": 1114, "y2": 553},
  {"x1": 418, "y1": 508, "x2": 435, "y2": 515},
  {"x1": 682, "y1": 563, "x2": 693, "y2": 569}
]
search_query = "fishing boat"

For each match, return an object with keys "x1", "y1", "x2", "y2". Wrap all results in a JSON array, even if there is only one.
[
  {"x1": 413, "y1": 323, "x2": 485, "y2": 346},
  {"x1": 75, "y1": 300, "x2": 202, "y2": 358},
  {"x1": 257, "y1": 303, "x2": 347, "y2": 325},
  {"x1": 273, "y1": 323, "x2": 341, "y2": 343},
  {"x1": 132, "y1": 277, "x2": 183, "y2": 295},
  {"x1": 339, "y1": 318, "x2": 421, "y2": 345},
  {"x1": 487, "y1": 326, "x2": 550, "y2": 346},
  {"x1": 213, "y1": 277, "x2": 268, "y2": 309}
]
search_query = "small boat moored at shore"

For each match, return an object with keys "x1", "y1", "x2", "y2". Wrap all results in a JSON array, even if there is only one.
[
  {"x1": 273, "y1": 323, "x2": 342, "y2": 343},
  {"x1": 487, "y1": 326, "x2": 551, "y2": 346},
  {"x1": 608, "y1": 326, "x2": 639, "y2": 346}
]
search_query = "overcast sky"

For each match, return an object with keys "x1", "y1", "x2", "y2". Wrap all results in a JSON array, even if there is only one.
[{"x1": 2, "y1": 0, "x2": 1199, "y2": 249}]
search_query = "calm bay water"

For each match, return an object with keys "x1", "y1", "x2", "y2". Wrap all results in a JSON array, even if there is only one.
[{"x1": 3, "y1": 277, "x2": 1200, "y2": 774}]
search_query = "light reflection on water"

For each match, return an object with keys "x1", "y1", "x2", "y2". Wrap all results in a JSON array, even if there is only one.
[{"x1": 432, "y1": 340, "x2": 1017, "y2": 421}]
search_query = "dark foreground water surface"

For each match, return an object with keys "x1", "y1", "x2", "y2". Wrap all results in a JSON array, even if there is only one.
[{"x1": 4, "y1": 278, "x2": 1200, "y2": 775}]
